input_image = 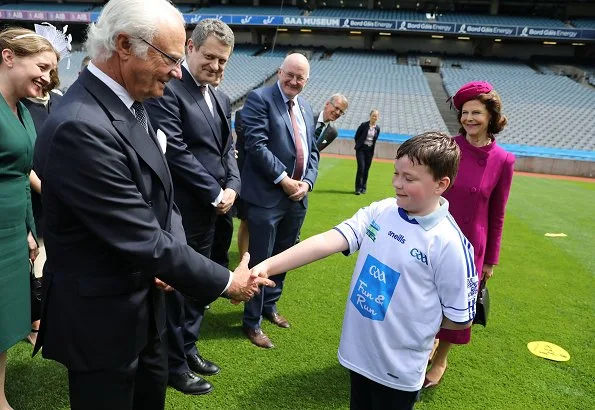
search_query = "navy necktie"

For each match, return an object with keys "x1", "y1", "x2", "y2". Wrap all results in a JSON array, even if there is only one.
[{"x1": 132, "y1": 101, "x2": 148, "y2": 133}]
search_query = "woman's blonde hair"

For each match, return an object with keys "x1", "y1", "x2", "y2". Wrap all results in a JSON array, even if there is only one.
[{"x1": 0, "y1": 27, "x2": 59, "y2": 62}]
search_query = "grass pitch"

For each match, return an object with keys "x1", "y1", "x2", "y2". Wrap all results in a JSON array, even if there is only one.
[{"x1": 6, "y1": 157, "x2": 595, "y2": 409}]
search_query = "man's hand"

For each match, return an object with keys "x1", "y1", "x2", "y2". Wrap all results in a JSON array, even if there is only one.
[
  {"x1": 279, "y1": 176, "x2": 300, "y2": 197},
  {"x1": 155, "y1": 278, "x2": 174, "y2": 292},
  {"x1": 28, "y1": 232, "x2": 39, "y2": 262},
  {"x1": 225, "y1": 253, "x2": 275, "y2": 304},
  {"x1": 288, "y1": 181, "x2": 309, "y2": 202},
  {"x1": 216, "y1": 188, "x2": 237, "y2": 215}
]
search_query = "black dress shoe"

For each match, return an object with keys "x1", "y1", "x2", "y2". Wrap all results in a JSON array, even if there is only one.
[
  {"x1": 168, "y1": 371, "x2": 213, "y2": 395},
  {"x1": 188, "y1": 353, "x2": 220, "y2": 376},
  {"x1": 355, "y1": 190, "x2": 361, "y2": 195}
]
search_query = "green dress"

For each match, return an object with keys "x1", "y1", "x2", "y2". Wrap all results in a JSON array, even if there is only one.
[{"x1": 0, "y1": 92, "x2": 36, "y2": 352}]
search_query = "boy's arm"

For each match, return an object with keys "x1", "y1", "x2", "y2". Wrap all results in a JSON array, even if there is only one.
[
  {"x1": 252, "y1": 229, "x2": 348, "y2": 278},
  {"x1": 440, "y1": 316, "x2": 472, "y2": 330}
]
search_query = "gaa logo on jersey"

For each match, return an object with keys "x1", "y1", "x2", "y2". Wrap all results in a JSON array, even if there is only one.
[
  {"x1": 365, "y1": 220, "x2": 381, "y2": 242},
  {"x1": 410, "y1": 248, "x2": 428, "y2": 265},
  {"x1": 350, "y1": 254, "x2": 400, "y2": 321}
]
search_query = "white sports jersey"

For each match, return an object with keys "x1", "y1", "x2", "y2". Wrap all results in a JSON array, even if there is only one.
[{"x1": 334, "y1": 197, "x2": 478, "y2": 392}]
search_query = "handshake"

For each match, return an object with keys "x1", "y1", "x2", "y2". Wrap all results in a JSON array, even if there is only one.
[
  {"x1": 222, "y1": 253, "x2": 275, "y2": 304},
  {"x1": 155, "y1": 253, "x2": 274, "y2": 304}
]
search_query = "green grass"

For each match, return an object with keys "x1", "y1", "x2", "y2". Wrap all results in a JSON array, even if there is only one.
[{"x1": 6, "y1": 158, "x2": 595, "y2": 409}]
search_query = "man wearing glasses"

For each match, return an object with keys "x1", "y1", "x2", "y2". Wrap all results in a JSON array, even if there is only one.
[
  {"x1": 33, "y1": 1, "x2": 271, "y2": 409},
  {"x1": 240, "y1": 53, "x2": 319, "y2": 349},
  {"x1": 315, "y1": 94, "x2": 349, "y2": 152},
  {"x1": 145, "y1": 19, "x2": 239, "y2": 395}
]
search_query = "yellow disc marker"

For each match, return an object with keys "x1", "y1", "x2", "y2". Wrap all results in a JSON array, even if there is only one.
[{"x1": 527, "y1": 341, "x2": 570, "y2": 362}]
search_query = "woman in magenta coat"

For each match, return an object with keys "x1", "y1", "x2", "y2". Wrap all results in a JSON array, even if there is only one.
[{"x1": 424, "y1": 81, "x2": 515, "y2": 387}]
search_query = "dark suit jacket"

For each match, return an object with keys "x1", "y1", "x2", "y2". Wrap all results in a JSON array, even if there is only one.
[
  {"x1": 314, "y1": 111, "x2": 338, "y2": 152},
  {"x1": 22, "y1": 92, "x2": 63, "y2": 237},
  {"x1": 33, "y1": 69, "x2": 230, "y2": 372},
  {"x1": 145, "y1": 67, "x2": 240, "y2": 228},
  {"x1": 234, "y1": 109, "x2": 246, "y2": 171},
  {"x1": 240, "y1": 84, "x2": 319, "y2": 209},
  {"x1": 354, "y1": 121, "x2": 380, "y2": 151}
]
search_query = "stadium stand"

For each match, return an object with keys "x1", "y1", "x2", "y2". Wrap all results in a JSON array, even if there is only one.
[
  {"x1": 218, "y1": 51, "x2": 284, "y2": 103},
  {"x1": 194, "y1": 6, "x2": 302, "y2": 16},
  {"x1": 309, "y1": 8, "x2": 428, "y2": 21},
  {"x1": 436, "y1": 13, "x2": 568, "y2": 28},
  {"x1": 301, "y1": 50, "x2": 448, "y2": 139},
  {"x1": 57, "y1": 50, "x2": 87, "y2": 91},
  {"x1": 571, "y1": 18, "x2": 595, "y2": 28}
]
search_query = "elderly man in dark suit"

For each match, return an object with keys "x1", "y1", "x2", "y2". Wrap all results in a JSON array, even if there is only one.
[
  {"x1": 314, "y1": 94, "x2": 349, "y2": 152},
  {"x1": 33, "y1": 1, "x2": 272, "y2": 409},
  {"x1": 145, "y1": 18, "x2": 239, "y2": 395},
  {"x1": 241, "y1": 53, "x2": 319, "y2": 348}
]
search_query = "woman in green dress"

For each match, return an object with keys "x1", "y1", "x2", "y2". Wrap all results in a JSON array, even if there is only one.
[{"x1": 0, "y1": 27, "x2": 58, "y2": 410}]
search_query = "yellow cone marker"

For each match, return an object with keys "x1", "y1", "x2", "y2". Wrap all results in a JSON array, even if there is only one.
[{"x1": 527, "y1": 341, "x2": 570, "y2": 362}]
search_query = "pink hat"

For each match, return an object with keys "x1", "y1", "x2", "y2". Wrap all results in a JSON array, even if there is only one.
[{"x1": 451, "y1": 81, "x2": 494, "y2": 110}]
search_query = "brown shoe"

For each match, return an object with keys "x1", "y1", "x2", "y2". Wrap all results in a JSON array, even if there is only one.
[
  {"x1": 242, "y1": 326, "x2": 274, "y2": 349},
  {"x1": 264, "y1": 312, "x2": 290, "y2": 328}
]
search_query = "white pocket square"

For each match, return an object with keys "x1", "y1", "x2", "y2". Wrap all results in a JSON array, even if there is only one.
[{"x1": 156, "y1": 129, "x2": 167, "y2": 154}]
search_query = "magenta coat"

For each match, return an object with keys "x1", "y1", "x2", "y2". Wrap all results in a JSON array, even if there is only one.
[{"x1": 438, "y1": 135, "x2": 514, "y2": 344}]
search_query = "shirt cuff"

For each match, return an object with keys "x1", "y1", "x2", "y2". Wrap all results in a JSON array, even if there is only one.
[
  {"x1": 222, "y1": 270, "x2": 233, "y2": 294},
  {"x1": 303, "y1": 179, "x2": 313, "y2": 191},
  {"x1": 211, "y1": 188, "x2": 224, "y2": 207},
  {"x1": 274, "y1": 171, "x2": 288, "y2": 184}
]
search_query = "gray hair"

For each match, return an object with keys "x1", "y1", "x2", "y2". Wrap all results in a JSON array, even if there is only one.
[
  {"x1": 329, "y1": 93, "x2": 349, "y2": 109},
  {"x1": 190, "y1": 19, "x2": 234, "y2": 52},
  {"x1": 85, "y1": 0, "x2": 184, "y2": 62}
]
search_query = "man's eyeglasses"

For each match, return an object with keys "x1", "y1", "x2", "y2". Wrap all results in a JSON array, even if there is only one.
[
  {"x1": 138, "y1": 37, "x2": 184, "y2": 67},
  {"x1": 280, "y1": 69, "x2": 308, "y2": 84},
  {"x1": 329, "y1": 100, "x2": 346, "y2": 116}
]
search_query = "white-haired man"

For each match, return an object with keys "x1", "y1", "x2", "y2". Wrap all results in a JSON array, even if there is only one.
[{"x1": 33, "y1": 1, "x2": 272, "y2": 409}]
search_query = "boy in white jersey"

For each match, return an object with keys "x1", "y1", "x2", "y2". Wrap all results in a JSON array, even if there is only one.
[{"x1": 251, "y1": 132, "x2": 478, "y2": 410}]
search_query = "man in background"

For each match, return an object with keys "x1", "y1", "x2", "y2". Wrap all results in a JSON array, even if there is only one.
[{"x1": 315, "y1": 94, "x2": 349, "y2": 152}]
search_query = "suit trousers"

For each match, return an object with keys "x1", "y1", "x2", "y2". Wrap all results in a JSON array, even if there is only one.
[
  {"x1": 210, "y1": 211, "x2": 234, "y2": 269},
  {"x1": 243, "y1": 199, "x2": 307, "y2": 329},
  {"x1": 349, "y1": 371, "x2": 418, "y2": 410},
  {"x1": 355, "y1": 147, "x2": 375, "y2": 192},
  {"x1": 165, "y1": 206, "x2": 216, "y2": 374},
  {"x1": 68, "y1": 329, "x2": 167, "y2": 410}
]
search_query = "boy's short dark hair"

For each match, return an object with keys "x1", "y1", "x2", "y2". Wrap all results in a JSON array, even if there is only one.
[{"x1": 396, "y1": 132, "x2": 460, "y2": 186}]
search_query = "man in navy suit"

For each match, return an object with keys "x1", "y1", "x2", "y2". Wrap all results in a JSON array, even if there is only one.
[
  {"x1": 240, "y1": 53, "x2": 319, "y2": 348},
  {"x1": 33, "y1": 1, "x2": 271, "y2": 409},
  {"x1": 145, "y1": 19, "x2": 239, "y2": 395}
]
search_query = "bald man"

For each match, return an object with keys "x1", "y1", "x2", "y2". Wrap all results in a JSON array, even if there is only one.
[{"x1": 240, "y1": 53, "x2": 319, "y2": 348}]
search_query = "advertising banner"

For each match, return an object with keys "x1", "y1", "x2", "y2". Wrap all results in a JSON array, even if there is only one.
[
  {"x1": 396, "y1": 20, "x2": 456, "y2": 33},
  {"x1": 455, "y1": 24, "x2": 517, "y2": 37},
  {"x1": 0, "y1": 8, "x2": 593, "y2": 41},
  {"x1": 0, "y1": 10, "x2": 90, "y2": 23},
  {"x1": 340, "y1": 18, "x2": 396, "y2": 30}
]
